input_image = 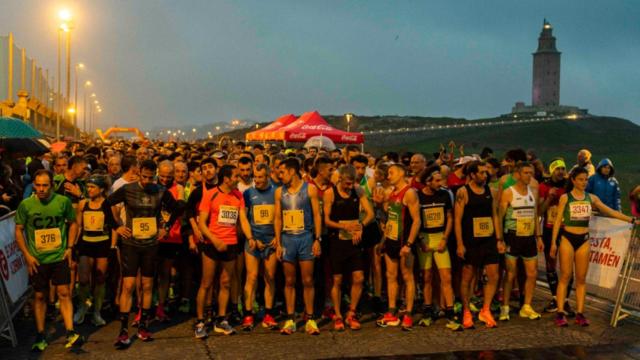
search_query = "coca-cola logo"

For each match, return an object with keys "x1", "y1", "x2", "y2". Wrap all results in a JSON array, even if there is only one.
[
  {"x1": 300, "y1": 124, "x2": 333, "y2": 131},
  {"x1": 289, "y1": 133, "x2": 307, "y2": 139},
  {"x1": 341, "y1": 135, "x2": 357, "y2": 141}
]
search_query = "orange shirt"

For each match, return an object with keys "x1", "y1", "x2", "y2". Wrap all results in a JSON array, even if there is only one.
[{"x1": 199, "y1": 187, "x2": 245, "y2": 245}]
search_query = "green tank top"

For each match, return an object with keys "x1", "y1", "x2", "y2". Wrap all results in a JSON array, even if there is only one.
[
  {"x1": 563, "y1": 192, "x2": 592, "y2": 227},
  {"x1": 502, "y1": 173, "x2": 516, "y2": 190}
]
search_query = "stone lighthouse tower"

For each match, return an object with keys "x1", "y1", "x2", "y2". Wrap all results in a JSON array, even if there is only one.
[{"x1": 532, "y1": 19, "x2": 560, "y2": 107}]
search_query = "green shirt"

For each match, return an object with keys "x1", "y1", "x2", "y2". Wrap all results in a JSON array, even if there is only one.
[{"x1": 15, "y1": 193, "x2": 76, "y2": 264}]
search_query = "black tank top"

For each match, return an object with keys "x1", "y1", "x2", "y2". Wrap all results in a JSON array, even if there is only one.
[
  {"x1": 329, "y1": 186, "x2": 360, "y2": 240},
  {"x1": 461, "y1": 184, "x2": 495, "y2": 243},
  {"x1": 81, "y1": 199, "x2": 112, "y2": 242}
]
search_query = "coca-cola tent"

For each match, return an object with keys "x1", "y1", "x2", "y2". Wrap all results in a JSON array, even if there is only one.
[
  {"x1": 245, "y1": 114, "x2": 297, "y2": 141},
  {"x1": 274, "y1": 111, "x2": 364, "y2": 144}
]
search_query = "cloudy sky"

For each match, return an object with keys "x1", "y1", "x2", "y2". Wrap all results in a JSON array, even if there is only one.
[{"x1": 2, "y1": 0, "x2": 639, "y2": 129}]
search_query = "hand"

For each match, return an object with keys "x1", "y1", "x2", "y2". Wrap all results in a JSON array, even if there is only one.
[
  {"x1": 64, "y1": 182, "x2": 82, "y2": 197},
  {"x1": 116, "y1": 225, "x2": 132, "y2": 239},
  {"x1": 157, "y1": 228, "x2": 168, "y2": 240},
  {"x1": 63, "y1": 248, "x2": 74, "y2": 267},
  {"x1": 373, "y1": 188, "x2": 385, "y2": 204},
  {"x1": 213, "y1": 240, "x2": 227, "y2": 252},
  {"x1": 25, "y1": 254, "x2": 40, "y2": 275},
  {"x1": 457, "y1": 244, "x2": 466, "y2": 260},
  {"x1": 312, "y1": 240, "x2": 322, "y2": 257},
  {"x1": 497, "y1": 240, "x2": 506, "y2": 254},
  {"x1": 537, "y1": 239, "x2": 545, "y2": 253},
  {"x1": 459, "y1": 144, "x2": 465, "y2": 156},
  {"x1": 188, "y1": 235, "x2": 198, "y2": 253},
  {"x1": 437, "y1": 239, "x2": 447, "y2": 252},
  {"x1": 248, "y1": 239, "x2": 257, "y2": 251},
  {"x1": 419, "y1": 237, "x2": 429, "y2": 253},
  {"x1": 193, "y1": 228, "x2": 204, "y2": 242},
  {"x1": 276, "y1": 244, "x2": 284, "y2": 260},
  {"x1": 400, "y1": 244, "x2": 412, "y2": 257},
  {"x1": 1, "y1": 193, "x2": 11, "y2": 203},
  {"x1": 352, "y1": 229, "x2": 363, "y2": 245},
  {"x1": 550, "y1": 243, "x2": 557, "y2": 259},
  {"x1": 267, "y1": 238, "x2": 276, "y2": 249}
]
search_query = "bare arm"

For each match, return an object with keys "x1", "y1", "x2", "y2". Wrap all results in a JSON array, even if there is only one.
[
  {"x1": 454, "y1": 187, "x2": 467, "y2": 258},
  {"x1": 404, "y1": 189, "x2": 422, "y2": 246},
  {"x1": 274, "y1": 187, "x2": 282, "y2": 245},
  {"x1": 308, "y1": 184, "x2": 322, "y2": 239},
  {"x1": 592, "y1": 194, "x2": 635, "y2": 223}
]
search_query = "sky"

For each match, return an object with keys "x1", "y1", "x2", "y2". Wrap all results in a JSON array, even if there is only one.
[{"x1": 2, "y1": 0, "x2": 639, "y2": 130}]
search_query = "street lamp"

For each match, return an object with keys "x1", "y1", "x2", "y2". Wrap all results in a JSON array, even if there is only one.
[
  {"x1": 59, "y1": 9, "x2": 74, "y2": 138},
  {"x1": 83, "y1": 80, "x2": 91, "y2": 133},
  {"x1": 345, "y1": 113, "x2": 354, "y2": 132},
  {"x1": 73, "y1": 63, "x2": 84, "y2": 138}
]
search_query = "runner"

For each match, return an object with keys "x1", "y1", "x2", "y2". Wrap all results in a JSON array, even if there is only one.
[
  {"x1": 241, "y1": 163, "x2": 278, "y2": 331},
  {"x1": 73, "y1": 175, "x2": 118, "y2": 327},
  {"x1": 538, "y1": 159, "x2": 573, "y2": 314},
  {"x1": 15, "y1": 170, "x2": 83, "y2": 351},
  {"x1": 109, "y1": 160, "x2": 184, "y2": 348},
  {"x1": 455, "y1": 160, "x2": 504, "y2": 329},
  {"x1": 498, "y1": 162, "x2": 543, "y2": 321},
  {"x1": 550, "y1": 167, "x2": 639, "y2": 327},
  {"x1": 197, "y1": 164, "x2": 255, "y2": 337},
  {"x1": 323, "y1": 165, "x2": 374, "y2": 331},
  {"x1": 416, "y1": 165, "x2": 461, "y2": 331},
  {"x1": 375, "y1": 163, "x2": 421, "y2": 331},
  {"x1": 274, "y1": 158, "x2": 323, "y2": 335}
]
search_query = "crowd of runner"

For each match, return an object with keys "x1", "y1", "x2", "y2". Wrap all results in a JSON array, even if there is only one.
[{"x1": 6, "y1": 139, "x2": 640, "y2": 351}]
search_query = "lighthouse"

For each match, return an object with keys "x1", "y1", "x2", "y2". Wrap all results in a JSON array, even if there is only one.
[{"x1": 532, "y1": 19, "x2": 561, "y2": 107}]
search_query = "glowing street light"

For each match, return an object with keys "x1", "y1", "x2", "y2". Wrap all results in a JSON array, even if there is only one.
[{"x1": 345, "y1": 113, "x2": 354, "y2": 132}]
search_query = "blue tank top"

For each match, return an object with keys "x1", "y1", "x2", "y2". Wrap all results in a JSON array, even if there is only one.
[
  {"x1": 281, "y1": 181, "x2": 314, "y2": 236},
  {"x1": 244, "y1": 184, "x2": 276, "y2": 239}
]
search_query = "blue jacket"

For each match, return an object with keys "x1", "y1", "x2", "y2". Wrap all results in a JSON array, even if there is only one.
[{"x1": 587, "y1": 158, "x2": 621, "y2": 211}]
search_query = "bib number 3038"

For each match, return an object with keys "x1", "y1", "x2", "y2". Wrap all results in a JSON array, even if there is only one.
[{"x1": 34, "y1": 228, "x2": 62, "y2": 253}]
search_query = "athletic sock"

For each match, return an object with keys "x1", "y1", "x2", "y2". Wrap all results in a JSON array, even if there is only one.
[
  {"x1": 141, "y1": 308, "x2": 151, "y2": 330},
  {"x1": 119, "y1": 312, "x2": 129, "y2": 332}
]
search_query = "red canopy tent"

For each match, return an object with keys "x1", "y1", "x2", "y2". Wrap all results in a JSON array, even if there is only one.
[
  {"x1": 274, "y1": 111, "x2": 364, "y2": 144},
  {"x1": 245, "y1": 114, "x2": 297, "y2": 141}
]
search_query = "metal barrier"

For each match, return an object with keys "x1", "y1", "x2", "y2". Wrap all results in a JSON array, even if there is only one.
[{"x1": 611, "y1": 225, "x2": 640, "y2": 326}]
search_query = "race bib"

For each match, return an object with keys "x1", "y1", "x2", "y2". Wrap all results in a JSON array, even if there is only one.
[
  {"x1": 473, "y1": 217, "x2": 493, "y2": 238},
  {"x1": 338, "y1": 220, "x2": 360, "y2": 240},
  {"x1": 217, "y1": 205, "x2": 239, "y2": 226},
  {"x1": 132, "y1": 217, "x2": 157, "y2": 239},
  {"x1": 386, "y1": 212, "x2": 399, "y2": 241},
  {"x1": 253, "y1": 204, "x2": 274, "y2": 225},
  {"x1": 546, "y1": 206, "x2": 558, "y2": 225},
  {"x1": 516, "y1": 217, "x2": 535, "y2": 237},
  {"x1": 283, "y1": 209, "x2": 304, "y2": 232},
  {"x1": 34, "y1": 228, "x2": 62, "y2": 253},
  {"x1": 569, "y1": 201, "x2": 591, "y2": 221},
  {"x1": 422, "y1": 207, "x2": 444, "y2": 229},
  {"x1": 83, "y1": 211, "x2": 105, "y2": 232}
]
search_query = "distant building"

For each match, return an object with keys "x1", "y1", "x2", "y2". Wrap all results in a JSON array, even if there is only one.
[{"x1": 511, "y1": 19, "x2": 587, "y2": 116}]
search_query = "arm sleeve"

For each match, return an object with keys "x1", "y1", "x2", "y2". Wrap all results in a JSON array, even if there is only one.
[
  {"x1": 15, "y1": 202, "x2": 27, "y2": 225},
  {"x1": 107, "y1": 185, "x2": 126, "y2": 206},
  {"x1": 186, "y1": 187, "x2": 202, "y2": 220},
  {"x1": 161, "y1": 190, "x2": 185, "y2": 225}
]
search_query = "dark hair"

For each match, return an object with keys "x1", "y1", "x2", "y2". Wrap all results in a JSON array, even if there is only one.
[
  {"x1": 345, "y1": 145, "x2": 360, "y2": 153},
  {"x1": 514, "y1": 161, "x2": 534, "y2": 172},
  {"x1": 314, "y1": 156, "x2": 333, "y2": 168},
  {"x1": 68, "y1": 155, "x2": 87, "y2": 169},
  {"x1": 485, "y1": 157, "x2": 500, "y2": 169},
  {"x1": 258, "y1": 153, "x2": 270, "y2": 165},
  {"x1": 303, "y1": 158, "x2": 315, "y2": 173},
  {"x1": 279, "y1": 157, "x2": 301, "y2": 175},
  {"x1": 253, "y1": 144, "x2": 265, "y2": 151},
  {"x1": 464, "y1": 160, "x2": 485, "y2": 177},
  {"x1": 505, "y1": 148, "x2": 527, "y2": 163},
  {"x1": 235, "y1": 141, "x2": 246, "y2": 148},
  {"x1": 238, "y1": 156, "x2": 253, "y2": 166},
  {"x1": 566, "y1": 167, "x2": 589, "y2": 192},
  {"x1": 121, "y1": 155, "x2": 138, "y2": 173},
  {"x1": 419, "y1": 165, "x2": 441, "y2": 184},
  {"x1": 241, "y1": 151, "x2": 255, "y2": 161},
  {"x1": 218, "y1": 164, "x2": 236, "y2": 184},
  {"x1": 140, "y1": 159, "x2": 157, "y2": 173},
  {"x1": 385, "y1": 151, "x2": 399, "y2": 163},
  {"x1": 480, "y1": 147, "x2": 494, "y2": 159},
  {"x1": 188, "y1": 161, "x2": 200, "y2": 172},
  {"x1": 33, "y1": 169, "x2": 53, "y2": 184},
  {"x1": 350, "y1": 154, "x2": 368, "y2": 166}
]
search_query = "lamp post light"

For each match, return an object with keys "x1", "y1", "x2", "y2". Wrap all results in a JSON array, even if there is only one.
[
  {"x1": 83, "y1": 80, "x2": 91, "y2": 134},
  {"x1": 345, "y1": 113, "x2": 354, "y2": 132},
  {"x1": 73, "y1": 63, "x2": 84, "y2": 138}
]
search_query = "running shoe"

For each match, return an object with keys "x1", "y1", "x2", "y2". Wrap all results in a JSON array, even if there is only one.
[
  {"x1": 194, "y1": 321, "x2": 208, "y2": 339},
  {"x1": 564, "y1": 302, "x2": 576, "y2": 318},
  {"x1": 555, "y1": 313, "x2": 569, "y2": 327},
  {"x1": 229, "y1": 309, "x2": 243, "y2": 326},
  {"x1": 178, "y1": 299, "x2": 191, "y2": 314},
  {"x1": 280, "y1": 319, "x2": 296, "y2": 335},
  {"x1": 490, "y1": 300, "x2": 501, "y2": 313},
  {"x1": 334, "y1": 317, "x2": 345, "y2": 331},
  {"x1": 544, "y1": 298, "x2": 558, "y2": 313},
  {"x1": 401, "y1": 314, "x2": 413, "y2": 331},
  {"x1": 92, "y1": 311, "x2": 107, "y2": 327},
  {"x1": 376, "y1": 312, "x2": 400, "y2": 327},
  {"x1": 241, "y1": 315, "x2": 254, "y2": 331},
  {"x1": 419, "y1": 316, "x2": 433, "y2": 327},
  {"x1": 575, "y1": 313, "x2": 590, "y2": 327},
  {"x1": 64, "y1": 331, "x2": 84, "y2": 349},
  {"x1": 478, "y1": 308, "x2": 497, "y2": 328},
  {"x1": 155, "y1": 306, "x2": 170, "y2": 323},
  {"x1": 73, "y1": 303, "x2": 88, "y2": 325},
  {"x1": 136, "y1": 327, "x2": 153, "y2": 342},
  {"x1": 499, "y1": 305, "x2": 510, "y2": 321},
  {"x1": 345, "y1": 312, "x2": 361, "y2": 330},
  {"x1": 114, "y1": 329, "x2": 131, "y2": 349},
  {"x1": 519, "y1": 305, "x2": 542, "y2": 320},
  {"x1": 214, "y1": 320, "x2": 236, "y2": 335},
  {"x1": 446, "y1": 318, "x2": 463, "y2": 332},
  {"x1": 305, "y1": 319, "x2": 320, "y2": 335},
  {"x1": 262, "y1": 314, "x2": 278, "y2": 329},
  {"x1": 453, "y1": 301, "x2": 463, "y2": 315},
  {"x1": 469, "y1": 302, "x2": 480, "y2": 313},
  {"x1": 462, "y1": 310, "x2": 474, "y2": 329},
  {"x1": 322, "y1": 306, "x2": 336, "y2": 320},
  {"x1": 31, "y1": 334, "x2": 48, "y2": 352}
]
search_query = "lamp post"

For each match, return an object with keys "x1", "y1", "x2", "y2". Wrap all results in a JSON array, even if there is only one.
[
  {"x1": 73, "y1": 63, "x2": 84, "y2": 138},
  {"x1": 56, "y1": 9, "x2": 73, "y2": 139},
  {"x1": 83, "y1": 81, "x2": 91, "y2": 134},
  {"x1": 345, "y1": 113, "x2": 354, "y2": 132}
]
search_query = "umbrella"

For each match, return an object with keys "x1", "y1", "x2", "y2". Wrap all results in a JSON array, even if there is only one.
[
  {"x1": 304, "y1": 135, "x2": 336, "y2": 151},
  {"x1": 0, "y1": 117, "x2": 49, "y2": 155}
]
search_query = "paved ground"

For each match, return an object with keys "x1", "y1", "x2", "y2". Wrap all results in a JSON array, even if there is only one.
[{"x1": 3, "y1": 288, "x2": 640, "y2": 359}]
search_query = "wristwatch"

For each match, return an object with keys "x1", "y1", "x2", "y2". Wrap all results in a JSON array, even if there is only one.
[{"x1": 315, "y1": 237, "x2": 322, "y2": 243}]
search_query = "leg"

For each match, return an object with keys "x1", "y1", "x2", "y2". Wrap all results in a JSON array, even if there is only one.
[
  {"x1": 218, "y1": 260, "x2": 236, "y2": 317},
  {"x1": 349, "y1": 271, "x2": 365, "y2": 313},
  {"x1": 196, "y1": 253, "x2": 216, "y2": 320},
  {"x1": 140, "y1": 276, "x2": 154, "y2": 328},
  {"x1": 76, "y1": 256, "x2": 93, "y2": 305},
  {"x1": 503, "y1": 257, "x2": 517, "y2": 306},
  {"x1": 119, "y1": 277, "x2": 136, "y2": 314},
  {"x1": 384, "y1": 255, "x2": 399, "y2": 310},
  {"x1": 573, "y1": 241, "x2": 591, "y2": 314},
  {"x1": 157, "y1": 258, "x2": 173, "y2": 312},
  {"x1": 400, "y1": 253, "x2": 416, "y2": 313},
  {"x1": 460, "y1": 264, "x2": 475, "y2": 311},
  {"x1": 331, "y1": 274, "x2": 343, "y2": 318},
  {"x1": 422, "y1": 268, "x2": 433, "y2": 306},
  {"x1": 482, "y1": 264, "x2": 499, "y2": 310},
  {"x1": 555, "y1": 238, "x2": 574, "y2": 314},
  {"x1": 372, "y1": 245, "x2": 383, "y2": 297},
  {"x1": 523, "y1": 259, "x2": 538, "y2": 306},
  {"x1": 93, "y1": 258, "x2": 109, "y2": 314},
  {"x1": 263, "y1": 253, "x2": 278, "y2": 311},
  {"x1": 438, "y1": 268, "x2": 454, "y2": 308},
  {"x1": 56, "y1": 284, "x2": 74, "y2": 331},
  {"x1": 243, "y1": 251, "x2": 260, "y2": 313},
  {"x1": 283, "y1": 261, "x2": 297, "y2": 316},
  {"x1": 300, "y1": 260, "x2": 315, "y2": 316},
  {"x1": 33, "y1": 291, "x2": 47, "y2": 333}
]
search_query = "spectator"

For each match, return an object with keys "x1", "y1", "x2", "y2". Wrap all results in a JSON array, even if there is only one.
[
  {"x1": 571, "y1": 149, "x2": 595, "y2": 177},
  {"x1": 587, "y1": 158, "x2": 621, "y2": 211},
  {"x1": 630, "y1": 185, "x2": 640, "y2": 217}
]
